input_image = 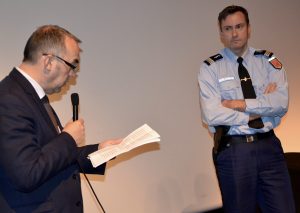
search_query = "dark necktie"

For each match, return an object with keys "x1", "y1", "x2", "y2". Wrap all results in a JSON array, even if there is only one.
[
  {"x1": 42, "y1": 96, "x2": 60, "y2": 133},
  {"x1": 237, "y1": 57, "x2": 264, "y2": 129}
]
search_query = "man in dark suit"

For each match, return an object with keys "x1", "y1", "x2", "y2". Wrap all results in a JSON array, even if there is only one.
[{"x1": 0, "y1": 25, "x2": 121, "y2": 212}]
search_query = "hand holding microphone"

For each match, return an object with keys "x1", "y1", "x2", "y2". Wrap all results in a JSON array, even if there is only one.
[
  {"x1": 67, "y1": 93, "x2": 122, "y2": 149},
  {"x1": 62, "y1": 93, "x2": 85, "y2": 146}
]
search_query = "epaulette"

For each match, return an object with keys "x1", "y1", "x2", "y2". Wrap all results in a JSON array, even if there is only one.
[
  {"x1": 254, "y1": 50, "x2": 282, "y2": 70},
  {"x1": 204, "y1": 53, "x2": 223, "y2": 66},
  {"x1": 254, "y1": 50, "x2": 273, "y2": 58}
]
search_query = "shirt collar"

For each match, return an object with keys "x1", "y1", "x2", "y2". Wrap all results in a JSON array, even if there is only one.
[
  {"x1": 15, "y1": 67, "x2": 46, "y2": 99},
  {"x1": 223, "y1": 46, "x2": 251, "y2": 65}
]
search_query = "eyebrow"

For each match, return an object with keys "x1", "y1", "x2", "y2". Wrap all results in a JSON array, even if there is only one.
[{"x1": 223, "y1": 22, "x2": 246, "y2": 28}]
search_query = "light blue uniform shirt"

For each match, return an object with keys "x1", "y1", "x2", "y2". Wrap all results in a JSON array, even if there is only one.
[{"x1": 198, "y1": 47, "x2": 288, "y2": 135}]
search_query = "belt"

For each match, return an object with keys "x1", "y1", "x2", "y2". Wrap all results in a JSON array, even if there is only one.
[{"x1": 223, "y1": 130, "x2": 275, "y2": 144}]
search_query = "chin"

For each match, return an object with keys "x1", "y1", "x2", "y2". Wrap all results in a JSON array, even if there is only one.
[
  {"x1": 54, "y1": 88, "x2": 62, "y2": 93},
  {"x1": 47, "y1": 87, "x2": 61, "y2": 94}
]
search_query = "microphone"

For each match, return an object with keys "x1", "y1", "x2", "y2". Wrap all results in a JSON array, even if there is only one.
[
  {"x1": 70, "y1": 92, "x2": 106, "y2": 213},
  {"x1": 71, "y1": 93, "x2": 79, "y2": 121}
]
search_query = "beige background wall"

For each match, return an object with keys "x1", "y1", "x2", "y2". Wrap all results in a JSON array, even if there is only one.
[{"x1": 1, "y1": 1, "x2": 300, "y2": 212}]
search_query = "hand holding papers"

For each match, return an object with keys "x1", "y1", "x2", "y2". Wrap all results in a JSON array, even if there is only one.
[{"x1": 88, "y1": 124, "x2": 160, "y2": 168}]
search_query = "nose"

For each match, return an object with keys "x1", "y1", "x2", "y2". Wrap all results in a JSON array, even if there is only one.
[
  {"x1": 232, "y1": 28, "x2": 238, "y2": 37},
  {"x1": 69, "y1": 70, "x2": 77, "y2": 77}
]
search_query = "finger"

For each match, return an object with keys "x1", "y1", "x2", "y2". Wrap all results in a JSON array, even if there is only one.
[
  {"x1": 111, "y1": 138, "x2": 123, "y2": 145},
  {"x1": 268, "y1": 83, "x2": 277, "y2": 93},
  {"x1": 264, "y1": 84, "x2": 273, "y2": 94},
  {"x1": 264, "y1": 85, "x2": 270, "y2": 93}
]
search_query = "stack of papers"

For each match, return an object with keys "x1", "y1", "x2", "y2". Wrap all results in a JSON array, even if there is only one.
[{"x1": 88, "y1": 124, "x2": 160, "y2": 168}]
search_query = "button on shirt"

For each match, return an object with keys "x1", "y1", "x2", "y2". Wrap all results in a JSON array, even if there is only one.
[{"x1": 198, "y1": 47, "x2": 288, "y2": 135}]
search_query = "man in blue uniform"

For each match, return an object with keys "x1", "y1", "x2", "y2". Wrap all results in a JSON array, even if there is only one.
[{"x1": 198, "y1": 5, "x2": 295, "y2": 212}]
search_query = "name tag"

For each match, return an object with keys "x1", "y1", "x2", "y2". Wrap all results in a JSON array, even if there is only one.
[{"x1": 218, "y1": 77, "x2": 234, "y2": 83}]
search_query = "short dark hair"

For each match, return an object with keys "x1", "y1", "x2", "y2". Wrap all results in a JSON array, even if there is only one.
[
  {"x1": 218, "y1": 5, "x2": 249, "y2": 30},
  {"x1": 23, "y1": 25, "x2": 81, "y2": 63}
]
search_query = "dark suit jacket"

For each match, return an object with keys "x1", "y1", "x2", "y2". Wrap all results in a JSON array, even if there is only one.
[{"x1": 0, "y1": 69, "x2": 106, "y2": 213}]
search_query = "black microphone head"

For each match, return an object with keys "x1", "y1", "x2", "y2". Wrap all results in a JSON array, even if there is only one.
[{"x1": 71, "y1": 93, "x2": 79, "y2": 106}]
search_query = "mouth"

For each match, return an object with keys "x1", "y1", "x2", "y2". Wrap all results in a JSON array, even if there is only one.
[{"x1": 232, "y1": 39, "x2": 240, "y2": 43}]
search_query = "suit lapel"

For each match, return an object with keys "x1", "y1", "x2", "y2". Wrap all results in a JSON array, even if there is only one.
[{"x1": 9, "y1": 69, "x2": 60, "y2": 134}]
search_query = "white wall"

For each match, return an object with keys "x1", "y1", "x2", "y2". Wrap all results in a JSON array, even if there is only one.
[{"x1": 1, "y1": 1, "x2": 300, "y2": 212}]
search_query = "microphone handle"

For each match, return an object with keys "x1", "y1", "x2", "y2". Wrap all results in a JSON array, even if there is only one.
[{"x1": 73, "y1": 105, "x2": 78, "y2": 121}]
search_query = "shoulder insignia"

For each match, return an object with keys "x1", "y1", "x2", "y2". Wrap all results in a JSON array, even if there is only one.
[
  {"x1": 204, "y1": 54, "x2": 223, "y2": 66},
  {"x1": 254, "y1": 50, "x2": 273, "y2": 58},
  {"x1": 269, "y1": 57, "x2": 282, "y2": 69},
  {"x1": 254, "y1": 49, "x2": 282, "y2": 70}
]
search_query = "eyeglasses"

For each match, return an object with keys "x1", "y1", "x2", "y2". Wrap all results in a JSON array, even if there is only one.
[{"x1": 43, "y1": 53, "x2": 79, "y2": 72}]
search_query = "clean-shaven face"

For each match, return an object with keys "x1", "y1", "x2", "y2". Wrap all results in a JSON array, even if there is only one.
[{"x1": 219, "y1": 11, "x2": 251, "y2": 56}]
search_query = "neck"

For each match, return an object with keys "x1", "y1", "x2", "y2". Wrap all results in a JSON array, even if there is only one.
[
  {"x1": 230, "y1": 45, "x2": 248, "y2": 57},
  {"x1": 19, "y1": 62, "x2": 45, "y2": 88}
]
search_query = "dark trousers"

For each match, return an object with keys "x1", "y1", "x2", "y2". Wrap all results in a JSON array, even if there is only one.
[{"x1": 214, "y1": 134, "x2": 295, "y2": 213}]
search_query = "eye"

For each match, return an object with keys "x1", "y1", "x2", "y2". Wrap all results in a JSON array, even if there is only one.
[
  {"x1": 236, "y1": 23, "x2": 245, "y2": 30},
  {"x1": 223, "y1": 26, "x2": 232, "y2": 32}
]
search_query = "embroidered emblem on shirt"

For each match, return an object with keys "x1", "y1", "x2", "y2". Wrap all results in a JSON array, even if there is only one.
[
  {"x1": 268, "y1": 56, "x2": 283, "y2": 70},
  {"x1": 204, "y1": 53, "x2": 223, "y2": 66},
  {"x1": 254, "y1": 50, "x2": 282, "y2": 70}
]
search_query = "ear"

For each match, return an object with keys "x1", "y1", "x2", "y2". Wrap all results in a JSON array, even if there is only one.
[
  {"x1": 42, "y1": 55, "x2": 52, "y2": 74},
  {"x1": 219, "y1": 30, "x2": 225, "y2": 45},
  {"x1": 218, "y1": 22, "x2": 225, "y2": 45},
  {"x1": 247, "y1": 24, "x2": 251, "y2": 39}
]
